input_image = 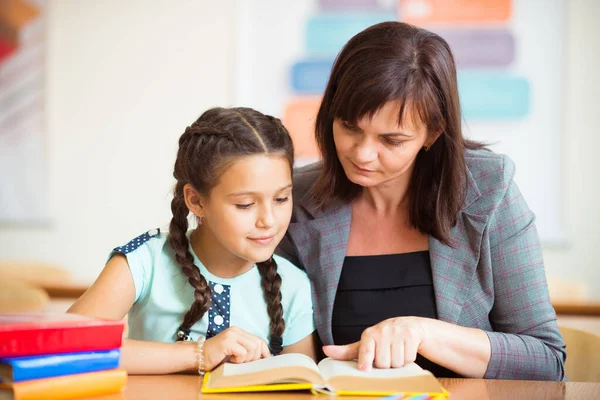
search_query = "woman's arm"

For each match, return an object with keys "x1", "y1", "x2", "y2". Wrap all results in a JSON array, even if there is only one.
[{"x1": 478, "y1": 162, "x2": 565, "y2": 381}]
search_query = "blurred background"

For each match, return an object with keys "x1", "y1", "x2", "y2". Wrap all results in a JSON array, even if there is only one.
[{"x1": 0, "y1": 0, "x2": 598, "y2": 325}]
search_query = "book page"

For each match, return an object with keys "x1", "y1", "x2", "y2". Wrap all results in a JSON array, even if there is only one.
[
  {"x1": 317, "y1": 358, "x2": 429, "y2": 382},
  {"x1": 223, "y1": 353, "x2": 320, "y2": 377}
]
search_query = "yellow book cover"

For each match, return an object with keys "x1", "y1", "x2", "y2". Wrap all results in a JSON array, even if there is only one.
[
  {"x1": 202, "y1": 353, "x2": 448, "y2": 397},
  {"x1": 0, "y1": 368, "x2": 127, "y2": 400}
]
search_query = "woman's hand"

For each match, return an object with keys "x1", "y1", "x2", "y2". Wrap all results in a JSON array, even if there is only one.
[
  {"x1": 203, "y1": 326, "x2": 271, "y2": 371},
  {"x1": 323, "y1": 317, "x2": 429, "y2": 371}
]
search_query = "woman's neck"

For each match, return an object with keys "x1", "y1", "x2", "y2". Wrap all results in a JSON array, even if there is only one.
[
  {"x1": 188, "y1": 228, "x2": 255, "y2": 279},
  {"x1": 360, "y1": 175, "x2": 411, "y2": 217}
]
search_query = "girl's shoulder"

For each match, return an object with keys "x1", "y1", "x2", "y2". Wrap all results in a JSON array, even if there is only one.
[
  {"x1": 272, "y1": 254, "x2": 308, "y2": 280},
  {"x1": 112, "y1": 228, "x2": 166, "y2": 255}
]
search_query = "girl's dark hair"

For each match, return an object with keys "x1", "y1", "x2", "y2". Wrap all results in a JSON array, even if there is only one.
[
  {"x1": 169, "y1": 107, "x2": 293, "y2": 354},
  {"x1": 312, "y1": 21, "x2": 485, "y2": 246}
]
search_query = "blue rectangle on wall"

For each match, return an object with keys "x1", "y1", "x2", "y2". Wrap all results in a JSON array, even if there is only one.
[
  {"x1": 291, "y1": 59, "x2": 334, "y2": 94},
  {"x1": 306, "y1": 12, "x2": 396, "y2": 55},
  {"x1": 458, "y1": 73, "x2": 530, "y2": 119}
]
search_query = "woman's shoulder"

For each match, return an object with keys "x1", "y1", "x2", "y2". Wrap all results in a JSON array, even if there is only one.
[
  {"x1": 289, "y1": 162, "x2": 323, "y2": 218},
  {"x1": 464, "y1": 148, "x2": 517, "y2": 212},
  {"x1": 292, "y1": 162, "x2": 322, "y2": 193}
]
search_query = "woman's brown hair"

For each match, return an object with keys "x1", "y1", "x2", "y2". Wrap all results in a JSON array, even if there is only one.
[
  {"x1": 312, "y1": 21, "x2": 484, "y2": 246},
  {"x1": 169, "y1": 107, "x2": 293, "y2": 354}
]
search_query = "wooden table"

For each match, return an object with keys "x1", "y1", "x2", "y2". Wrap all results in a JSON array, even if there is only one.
[{"x1": 90, "y1": 375, "x2": 600, "y2": 399}]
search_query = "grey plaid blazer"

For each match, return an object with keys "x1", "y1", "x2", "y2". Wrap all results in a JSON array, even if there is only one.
[{"x1": 276, "y1": 149, "x2": 566, "y2": 381}]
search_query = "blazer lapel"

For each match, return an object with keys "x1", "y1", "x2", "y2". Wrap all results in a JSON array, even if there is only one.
[
  {"x1": 430, "y1": 168, "x2": 488, "y2": 325},
  {"x1": 287, "y1": 201, "x2": 351, "y2": 345}
]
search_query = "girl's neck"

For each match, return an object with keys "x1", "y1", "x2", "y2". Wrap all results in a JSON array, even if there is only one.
[{"x1": 189, "y1": 228, "x2": 255, "y2": 279}]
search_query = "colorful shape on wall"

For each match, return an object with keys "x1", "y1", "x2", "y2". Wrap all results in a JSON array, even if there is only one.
[
  {"x1": 291, "y1": 59, "x2": 334, "y2": 94},
  {"x1": 306, "y1": 12, "x2": 396, "y2": 55},
  {"x1": 282, "y1": 97, "x2": 322, "y2": 160},
  {"x1": 0, "y1": 0, "x2": 48, "y2": 223},
  {"x1": 319, "y1": 0, "x2": 395, "y2": 10},
  {"x1": 0, "y1": 36, "x2": 16, "y2": 62},
  {"x1": 0, "y1": 0, "x2": 39, "y2": 45},
  {"x1": 433, "y1": 28, "x2": 515, "y2": 68},
  {"x1": 458, "y1": 73, "x2": 530, "y2": 119},
  {"x1": 398, "y1": 0, "x2": 511, "y2": 25}
]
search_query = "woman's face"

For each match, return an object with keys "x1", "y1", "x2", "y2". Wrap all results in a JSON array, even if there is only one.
[{"x1": 332, "y1": 101, "x2": 431, "y2": 189}]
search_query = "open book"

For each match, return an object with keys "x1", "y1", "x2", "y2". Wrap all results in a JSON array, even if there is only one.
[{"x1": 202, "y1": 353, "x2": 448, "y2": 397}]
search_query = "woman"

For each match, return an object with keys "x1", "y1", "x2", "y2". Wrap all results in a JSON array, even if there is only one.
[{"x1": 276, "y1": 22, "x2": 565, "y2": 381}]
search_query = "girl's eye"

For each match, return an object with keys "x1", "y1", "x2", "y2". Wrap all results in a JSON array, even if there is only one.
[
  {"x1": 235, "y1": 203, "x2": 253, "y2": 209},
  {"x1": 275, "y1": 197, "x2": 290, "y2": 203}
]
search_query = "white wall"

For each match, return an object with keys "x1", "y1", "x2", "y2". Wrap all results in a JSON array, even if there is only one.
[
  {"x1": 0, "y1": 0, "x2": 598, "y2": 296},
  {"x1": 0, "y1": 0, "x2": 234, "y2": 281},
  {"x1": 542, "y1": 0, "x2": 600, "y2": 299}
]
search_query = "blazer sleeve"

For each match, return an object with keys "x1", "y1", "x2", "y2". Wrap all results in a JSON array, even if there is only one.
[{"x1": 484, "y1": 156, "x2": 566, "y2": 381}]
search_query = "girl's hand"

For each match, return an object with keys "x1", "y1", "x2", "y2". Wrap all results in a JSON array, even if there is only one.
[
  {"x1": 322, "y1": 317, "x2": 429, "y2": 371},
  {"x1": 203, "y1": 326, "x2": 271, "y2": 371}
]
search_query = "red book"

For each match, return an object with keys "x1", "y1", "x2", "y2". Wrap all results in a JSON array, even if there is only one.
[{"x1": 0, "y1": 313, "x2": 125, "y2": 358}]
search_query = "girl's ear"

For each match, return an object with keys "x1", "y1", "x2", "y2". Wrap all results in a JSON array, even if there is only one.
[{"x1": 183, "y1": 183, "x2": 205, "y2": 219}]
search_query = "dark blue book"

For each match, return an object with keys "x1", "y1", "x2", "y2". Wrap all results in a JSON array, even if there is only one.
[{"x1": 0, "y1": 349, "x2": 120, "y2": 383}]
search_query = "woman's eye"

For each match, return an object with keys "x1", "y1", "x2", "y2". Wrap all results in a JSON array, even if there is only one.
[
  {"x1": 386, "y1": 139, "x2": 403, "y2": 147},
  {"x1": 340, "y1": 121, "x2": 356, "y2": 131},
  {"x1": 235, "y1": 203, "x2": 253, "y2": 209},
  {"x1": 275, "y1": 197, "x2": 290, "y2": 203}
]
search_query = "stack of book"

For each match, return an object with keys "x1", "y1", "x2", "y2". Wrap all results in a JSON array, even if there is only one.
[{"x1": 0, "y1": 313, "x2": 127, "y2": 400}]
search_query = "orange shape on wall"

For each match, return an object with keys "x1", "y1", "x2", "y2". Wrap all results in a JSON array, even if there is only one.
[
  {"x1": 398, "y1": 0, "x2": 511, "y2": 25},
  {"x1": 282, "y1": 97, "x2": 322, "y2": 160},
  {"x1": 0, "y1": 0, "x2": 39, "y2": 45}
]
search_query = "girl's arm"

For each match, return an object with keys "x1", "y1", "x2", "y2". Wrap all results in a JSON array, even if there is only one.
[
  {"x1": 281, "y1": 332, "x2": 318, "y2": 361},
  {"x1": 68, "y1": 254, "x2": 135, "y2": 320},
  {"x1": 68, "y1": 255, "x2": 270, "y2": 374},
  {"x1": 67, "y1": 255, "x2": 198, "y2": 374}
]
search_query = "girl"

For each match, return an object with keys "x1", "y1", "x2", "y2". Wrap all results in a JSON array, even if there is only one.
[{"x1": 69, "y1": 107, "x2": 317, "y2": 375}]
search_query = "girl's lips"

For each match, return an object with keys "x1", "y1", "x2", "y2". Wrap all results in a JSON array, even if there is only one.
[{"x1": 248, "y1": 236, "x2": 275, "y2": 245}]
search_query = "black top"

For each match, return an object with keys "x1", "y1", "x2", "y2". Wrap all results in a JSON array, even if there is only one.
[{"x1": 331, "y1": 251, "x2": 458, "y2": 378}]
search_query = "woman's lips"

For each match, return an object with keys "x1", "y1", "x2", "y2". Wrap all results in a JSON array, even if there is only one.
[{"x1": 351, "y1": 161, "x2": 375, "y2": 173}]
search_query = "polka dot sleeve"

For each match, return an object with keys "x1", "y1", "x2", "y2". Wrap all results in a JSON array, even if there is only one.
[{"x1": 108, "y1": 229, "x2": 160, "y2": 303}]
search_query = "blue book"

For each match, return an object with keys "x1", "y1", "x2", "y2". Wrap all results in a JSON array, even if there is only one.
[{"x1": 0, "y1": 349, "x2": 120, "y2": 382}]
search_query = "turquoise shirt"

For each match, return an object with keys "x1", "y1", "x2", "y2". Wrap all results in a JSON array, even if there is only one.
[{"x1": 110, "y1": 229, "x2": 315, "y2": 347}]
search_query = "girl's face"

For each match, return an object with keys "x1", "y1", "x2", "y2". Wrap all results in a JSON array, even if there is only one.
[
  {"x1": 200, "y1": 154, "x2": 293, "y2": 264},
  {"x1": 332, "y1": 101, "x2": 431, "y2": 189}
]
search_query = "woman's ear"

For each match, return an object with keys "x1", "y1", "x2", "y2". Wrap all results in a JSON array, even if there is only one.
[
  {"x1": 424, "y1": 130, "x2": 443, "y2": 150},
  {"x1": 183, "y1": 183, "x2": 204, "y2": 219}
]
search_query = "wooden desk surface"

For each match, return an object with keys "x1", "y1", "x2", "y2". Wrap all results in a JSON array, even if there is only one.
[{"x1": 90, "y1": 375, "x2": 600, "y2": 400}]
